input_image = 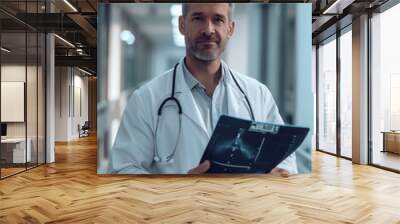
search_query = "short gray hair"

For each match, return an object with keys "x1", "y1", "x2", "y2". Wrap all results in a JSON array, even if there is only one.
[{"x1": 181, "y1": 3, "x2": 234, "y2": 20}]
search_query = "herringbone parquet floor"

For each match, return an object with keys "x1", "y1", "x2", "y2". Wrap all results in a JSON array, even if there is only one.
[{"x1": 1, "y1": 134, "x2": 400, "y2": 223}]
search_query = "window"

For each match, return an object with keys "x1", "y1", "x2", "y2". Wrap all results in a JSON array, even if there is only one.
[
  {"x1": 339, "y1": 28, "x2": 352, "y2": 158},
  {"x1": 317, "y1": 36, "x2": 337, "y2": 155},
  {"x1": 371, "y1": 2, "x2": 400, "y2": 171}
]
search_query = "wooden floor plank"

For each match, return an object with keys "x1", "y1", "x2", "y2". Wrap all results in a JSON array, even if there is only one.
[{"x1": 1, "y1": 134, "x2": 400, "y2": 223}]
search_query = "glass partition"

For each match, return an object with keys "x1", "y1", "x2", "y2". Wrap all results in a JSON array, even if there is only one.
[
  {"x1": 38, "y1": 32, "x2": 45, "y2": 165},
  {"x1": 371, "y1": 3, "x2": 400, "y2": 171},
  {"x1": 0, "y1": 1, "x2": 46, "y2": 179},
  {"x1": 1, "y1": 30, "x2": 28, "y2": 177},
  {"x1": 317, "y1": 36, "x2": 337, "y2": 155},
  {"x1": 339, "y1": 28, "x2": 352, "y2": 158},
  {"x1": 27, "y1": 30, "x2": 38, "y2": 169}
]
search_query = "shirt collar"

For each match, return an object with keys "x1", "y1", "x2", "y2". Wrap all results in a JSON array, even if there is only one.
[{"x1": 182, "y1": 58, "x2": 226, "y2": 91}]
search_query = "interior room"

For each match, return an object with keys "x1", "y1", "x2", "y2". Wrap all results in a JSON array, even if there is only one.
[{"x1": 0, "y1": 0, "x2": 399, "y2": 223}]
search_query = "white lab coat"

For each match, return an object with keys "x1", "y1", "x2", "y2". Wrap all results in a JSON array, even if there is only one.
[{"x1": 110, "y1": 59, "x2": 297, "y2": 174}]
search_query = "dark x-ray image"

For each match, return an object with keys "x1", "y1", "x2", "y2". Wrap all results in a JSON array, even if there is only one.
[{"x1": 201, "y1": 116, "x2": 309, "y2": 173}]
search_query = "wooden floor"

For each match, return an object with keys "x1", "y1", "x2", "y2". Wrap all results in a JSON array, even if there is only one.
[
  {"x1": 1, "y1": 135, "x2": 400, "y2": 223},
  {"x1": 372, "y1": 151, "x2": 400, "y2": 171},
  {"x1": 1, "y1": 163, "x2": 45, "y2": 178},
  {"x1": 0, "y1": 167, "x2": 26, "y2": 178}
]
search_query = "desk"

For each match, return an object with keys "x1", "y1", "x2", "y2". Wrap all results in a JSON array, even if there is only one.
[
  {"x1": 381, "y1": 131, "x2": 400, "y2": 154},
  {"x1": 1, "y1": 138, "x2": 31, "y2": 163}
]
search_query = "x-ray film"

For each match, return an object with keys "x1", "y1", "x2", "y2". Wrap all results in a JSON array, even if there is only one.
[{"x1": 201, "y1": 115, "x2": 309, "y2": 173}]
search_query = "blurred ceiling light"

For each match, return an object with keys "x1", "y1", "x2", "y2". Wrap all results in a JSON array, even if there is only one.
[
  {"x1": 323, "y1": 0, "x2": 354, "y2": 15},
  {"x1": 78, "y1": 67, "x2": 92, "y2": 76},
  {"x1": 170, "y1": 4, "x2": 184, "y2": 47},
  {"x1": 120, "y1": 30, "x2": 135, "y2": 45},
  {"x1": 173, "y1": 38, "x2": 185, "y2": 47},
  {"x1": 1, "y1": 47, "x2": 11, "y2": 53},
  {"x1": 63, "y1": 0, "x2": 78, "y2": 12},
  {"x1": 170, "y1": 4, "x2": 182, "y2": 17},
  {"x1": 54, "y1": 34, "x2": 75, "y2": 48},
  {"x1": 76, "y1": 48, "x2": 84, "y2": 55},
  {"x1": 172, "y1": 28, "x2": 185, "y2": 47},
  {"x1": 171, "y1": 16, "x2": 179, "y2": 26}
]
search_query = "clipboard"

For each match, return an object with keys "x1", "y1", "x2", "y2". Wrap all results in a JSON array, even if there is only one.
[{"x1": 200, "y1": 115, "x2": 309, "y2": 173}]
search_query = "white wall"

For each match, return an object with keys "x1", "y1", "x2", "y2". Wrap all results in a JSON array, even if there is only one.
[
  {"x1": 54, "y1": 67, "x2": 89, "y2": 141},
  {"x1": 224, "y1": 5, "x2": 251, "y2": 77},
  {"x1": 1, "y1": 65, "x2": 40, "y2": 137},
  {"x1": 150, "y1": 44, "x2": 185, "y2": 78},
  {"x1": 73, "y1": 73, "x2": 89, "y2": 137},
  {"x1": 1, "y1": 63, "x2": 47, "y2": 164},
  {"x1": 1, "y1": 66, "x2": 26, "y2": 137},
  {"x1": 1, "y1": 65, "x2": 26, "y2": 82},
  {"x1": 55, "y1": 67, "x2": 68, "y2": 141}
]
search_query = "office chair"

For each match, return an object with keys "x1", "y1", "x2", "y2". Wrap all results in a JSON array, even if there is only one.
[{"x1": 79, "y1": 121, "x2": 90, "y2": 138}]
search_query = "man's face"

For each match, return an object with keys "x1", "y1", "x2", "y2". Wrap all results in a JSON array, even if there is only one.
[{"x1": 179, "y1": 3, "x2": 235, "y2": 62}]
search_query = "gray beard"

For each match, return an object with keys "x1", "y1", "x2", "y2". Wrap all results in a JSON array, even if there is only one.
[
  {"x1": 191, "y1": 49, "x2": 218, "y2": 61},
  {"x1": 187, "y1": 39, "x2": 220, "y2": 62}
]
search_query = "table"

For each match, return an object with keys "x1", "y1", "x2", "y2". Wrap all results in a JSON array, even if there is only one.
[{"x1": 381, "y1": 131, "x2": 400, "y2": 154}]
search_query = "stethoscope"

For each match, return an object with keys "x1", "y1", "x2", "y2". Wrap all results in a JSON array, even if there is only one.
[{"x1": 153, "y1": 62, "x2": 255, "y2": 163}]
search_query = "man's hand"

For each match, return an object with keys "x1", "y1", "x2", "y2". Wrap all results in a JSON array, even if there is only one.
[
  {"x1": 270, "y1": 167, "x2": 290, "y2": 177},
  {"x1": 188, "y1": 160, "x2": 210, "y2": 174}
]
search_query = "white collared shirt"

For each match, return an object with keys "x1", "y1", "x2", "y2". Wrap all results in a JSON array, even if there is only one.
[{"x1": 182, "y1": 61, "x2": 228, "y2": 136}]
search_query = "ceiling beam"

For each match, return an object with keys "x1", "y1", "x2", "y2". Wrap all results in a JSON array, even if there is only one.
[
  {"x1": 322, "y1": 0, "x2": 356, "y2": 14},
  {"x1": 67, "y1": 13, "x2": 97, "y2": 46},
  {"x1": 55, "y1": 55, "x2": 96, "y2": 73}
]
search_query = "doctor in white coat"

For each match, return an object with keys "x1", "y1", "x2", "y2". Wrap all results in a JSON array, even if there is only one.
[{"x1": 110, "y1": 3, "x2": 297, "y2": 176}]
